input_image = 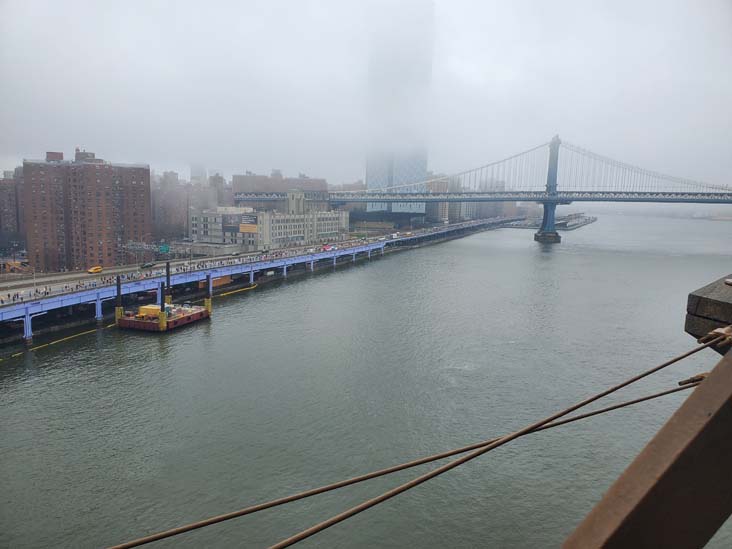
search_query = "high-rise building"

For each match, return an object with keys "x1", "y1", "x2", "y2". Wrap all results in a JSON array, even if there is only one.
[
  {"x1": 232, "y1": 170, "x2": 329, "y2": 212},
  {"x1": 208, "y1": 172, "x2": 233, "y2": 205},
  {"x1": 23, "y1": 150, "x2": 151, "y2": 272},
  {"x1": 366, "y1": 0, "x2": 433, "y2": 214},
  {"x1": 190, "y1": 164, "x2": 207, "y2": 186},
  {"x1": 13, "y1": 166, "x2": 25, "y2": 238},
  {"x1": 0, "y1": 175, "x2": 19, "y2": 237},
  {"x1": 161, "y1": 170, "x2": 179, "y2": 190},
  {"x1": 152, "y1": 171, "x2": 191, "y2": 240},
  {"x1": 232, "y1": 170, "x2": 328, "y2": 193}
]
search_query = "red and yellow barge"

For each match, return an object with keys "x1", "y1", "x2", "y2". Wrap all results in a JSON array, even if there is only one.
[{"x1": 116, "y1": 300, "x2": 211, "y2": 332}]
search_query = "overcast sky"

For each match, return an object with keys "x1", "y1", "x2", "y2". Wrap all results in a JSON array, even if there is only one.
[{"x1": 1, "y1": 0, "x2": 730, "y2": 187}]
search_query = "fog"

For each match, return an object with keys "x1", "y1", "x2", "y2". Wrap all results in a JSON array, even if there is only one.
[{"x1": 1, "y1": 0, "x2": 731, "y2": 187}]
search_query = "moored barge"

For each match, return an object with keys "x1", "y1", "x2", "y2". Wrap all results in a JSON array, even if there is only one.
[{"x1": 117, "y1": 302, "x2": 210, "y2": 332}]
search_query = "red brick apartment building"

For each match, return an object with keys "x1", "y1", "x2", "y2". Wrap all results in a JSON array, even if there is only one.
[{"x1": 24, "y1": 150, "x2": 151, "y2": 272}]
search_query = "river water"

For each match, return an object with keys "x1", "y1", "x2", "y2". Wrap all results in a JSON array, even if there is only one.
[{"x1": 1, "y1": 214, "x2": 731, "y2": 548}]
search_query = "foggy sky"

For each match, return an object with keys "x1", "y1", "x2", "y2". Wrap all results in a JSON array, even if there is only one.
[{"x1": 1, "y1": 0, "x2": 731, "y2": 187}]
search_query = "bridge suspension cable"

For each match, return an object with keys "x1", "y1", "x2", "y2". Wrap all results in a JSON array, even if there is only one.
[
  {"x1": 337, "y1": 141, "x2": 550, "y2": 195},
  {"x1": 333, "y1": 137, "x2": 731, "y2": 199},
  {"x1": 109, "y1": 383, "x2": 702, "y2": 549},
  {"x1": 560, "y1": 141, "x2": 732, "y2": 194},
  {"x1": 109, "y1": 334, "x2": 728, "y2": 548},
  {"x1": 268, "y1": 335, "x2": 727, "y2": 548}
]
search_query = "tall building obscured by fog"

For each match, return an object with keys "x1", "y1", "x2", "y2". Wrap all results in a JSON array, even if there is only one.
[
  {"x1": 190, "y1": 164, "x2": 207, "y2": 186},
  {"x1": 366, "y1": 0, "x2": 433, "y2": 214}
]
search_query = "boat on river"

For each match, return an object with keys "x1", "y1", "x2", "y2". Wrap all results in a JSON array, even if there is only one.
[{"x1": 117, "y1": 303, "x2": 210, "y2": 332}]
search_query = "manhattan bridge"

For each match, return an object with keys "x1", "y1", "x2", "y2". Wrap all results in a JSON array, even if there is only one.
[{"x1": 236, "y1": 136, "x2": 732, "y2": 243}]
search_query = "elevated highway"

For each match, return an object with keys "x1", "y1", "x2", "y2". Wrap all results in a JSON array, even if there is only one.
[{"x1": 1, "y1": 218, "x2": 516, "y2": 342}]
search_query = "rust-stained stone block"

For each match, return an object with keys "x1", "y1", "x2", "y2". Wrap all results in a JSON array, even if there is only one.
[{"x1": 686, "y1": 273, "x2": 732, "y2": 355}]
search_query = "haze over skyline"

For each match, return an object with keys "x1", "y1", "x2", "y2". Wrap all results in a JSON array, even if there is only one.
[{"x1": 1, "y1": 0, "x2": 731, "y2": 187}]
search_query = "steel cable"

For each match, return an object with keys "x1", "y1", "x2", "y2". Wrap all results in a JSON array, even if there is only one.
[
  {"x1": 336, "y1": 142, "x2": 550, "y2": 194},
  {"x1": 110, "y1": 338, "x2": 723, "y2": 548},
  {"x1": 269, "y1": 337, "x2": 725, "y2": 548},
  {"x1": 110, "y1": 384, "x2": 699, "y2": 549}
]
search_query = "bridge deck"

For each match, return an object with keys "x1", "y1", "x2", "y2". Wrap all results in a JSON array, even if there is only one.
[{"x1": 235, "y1": 191, "x2": 732, "y2": 204}]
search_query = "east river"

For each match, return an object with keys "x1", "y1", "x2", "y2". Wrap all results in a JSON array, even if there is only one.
[{"x1": 2, "y1": 214, "x2": 731, "y2": 548}]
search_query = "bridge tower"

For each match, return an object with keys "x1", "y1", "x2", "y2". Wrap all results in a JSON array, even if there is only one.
[{"x1": 534, "y1": 135, "x2": 562, "y2": 244}]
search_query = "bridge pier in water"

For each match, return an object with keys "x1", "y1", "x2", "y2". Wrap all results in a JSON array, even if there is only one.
[
  {"x1": 534, "y1": 135, "x2": 562, "y2": 244},
  {"x1": 534, "y1": 202, "x2": 561, "y2": 243}
]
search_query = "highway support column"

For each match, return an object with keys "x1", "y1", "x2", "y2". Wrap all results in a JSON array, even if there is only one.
[
  {"x1": 204, "y1": 274, "x2": 212, "y2": 315},
  {"x1": 94, "y1": 294, "x2": 103, "y2": 324},
  {"x1": 23, "y1": 308, "x2": 32, "y2": 345},
  {"x1": 114, "y1": 275, "x2": 123, "y2": 324},
  {"x1": 165, "y1": 262, "x2": 172, "y2": 304},
  {"x1": 158, "y1": 282, "x2": 168, "y2": 331}
]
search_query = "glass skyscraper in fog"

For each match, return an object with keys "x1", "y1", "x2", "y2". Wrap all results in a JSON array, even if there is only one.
[{"x1": 366, "y1": 0, "x2": 433, "y2": 214}]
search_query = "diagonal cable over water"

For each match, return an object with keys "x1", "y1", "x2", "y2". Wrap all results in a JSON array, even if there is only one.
[
  {"x1": 108, "y1": 336, "x2": 725, "y2": 548},
  {"x1": 561, "y1": 141, "x2": 732, "y2": 193},
  {"x1": 269, "y1": 336, "x2": 726, "y2": 548}
]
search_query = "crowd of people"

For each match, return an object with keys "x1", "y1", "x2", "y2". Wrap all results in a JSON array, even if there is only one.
[
  {"x1": 0, "y1": 240, "x2": 374, "y2": 306},
  {"x1": 0, "y1": 221, "x2": 490, "y2": 307}
]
